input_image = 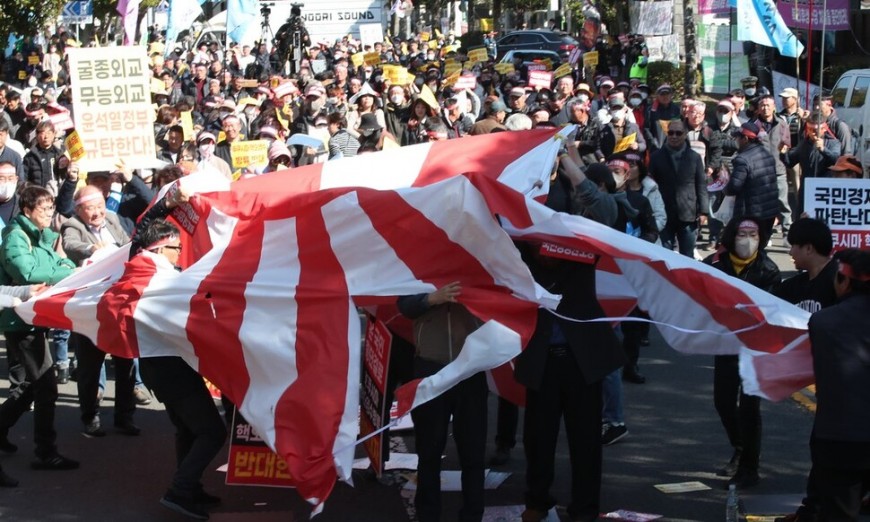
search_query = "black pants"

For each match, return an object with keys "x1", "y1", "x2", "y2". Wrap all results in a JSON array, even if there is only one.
[
  {"x1": 713, "y1": 355, "x2": 761, "y2": 472},
  {"x1": 495, "y1": 397, "x2": 519, "y2": 451},
  {"x1": 73, "y1": 333, "x2": 136, "y2": 425},
  {"x1": 140, "y1": 358, "x2": 227, "y2": 496},
  {"x1": 0, "y1": 330, "x2": 58, "y2": 458},
  {"x1": 524, "y1": 349, "x2": 602, "y2": 521},
  {"x1": 622, "y1": 309, "x2": 649, "y2": 368},
  {"x1": 411, "y1": 370, "x2": 487, "y2": 522}
]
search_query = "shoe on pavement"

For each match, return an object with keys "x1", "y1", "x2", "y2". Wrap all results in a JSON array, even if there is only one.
[
  {"x1": 622, "y1": 365, "x2": 646, "y2": 384},
  {"x1": 192, "y1": 488, "x2": 221, "y2": 506},
  {"x1": 716, "y1": 448, "x2": 742, "y2": 477},
  {"x1": 83, "y1": 419, "x2": 106, "y2": 438},
  {"x1": 134, "y1": 387, "x2": 151, "y2": 405},
  {"x1": 114, "y1": 421, "x2": 141, "y2": 436},
  {"x1": 32, "y1": 453, "x2": 80, "y2": 470},
  {"x1": 0, "y1": 467, "x2": 18, "y2": 488},
  {"x1": 160, "y1": 491, "x2": 209, "y2": 520},
  {"x1": 520, "y1": 508, "x2": 548, "y2": 522},
  {"x1": 601, "y1": 424, "x2": 629, "y2": 445},
  {"x1": 728, "y1": 468, "x2": 760, "y2": 489},
  {"x1": 489, "y1": 447, "x2": 511, "y2": 466},
  {"x1": 56, "y1": 367, "x2": 69, "y2": 385}
]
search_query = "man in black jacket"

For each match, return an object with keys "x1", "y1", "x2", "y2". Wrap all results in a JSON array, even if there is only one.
[
  {"x1": 726, "y1": 121, "x2": 779, "y2": 236},
  {"x1": 648, "y1": 120, "x2": 708, "y2": 257},
  {"x1": 23, "y1": 121, "x2": 66, "y2": 190}
]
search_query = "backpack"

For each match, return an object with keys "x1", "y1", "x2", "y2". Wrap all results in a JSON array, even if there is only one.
[{"x1": 829, "y1": 115, "x2": 860, "y2": 156}]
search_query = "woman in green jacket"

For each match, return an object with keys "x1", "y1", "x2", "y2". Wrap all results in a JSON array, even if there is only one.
[{"x1": 0, "y1": 185, "x2": 78, "y2": 475}]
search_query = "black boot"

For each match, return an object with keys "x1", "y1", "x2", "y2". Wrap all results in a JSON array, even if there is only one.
[{"x1": 623, "y1": 364, "x2": 646, "y2": 384}]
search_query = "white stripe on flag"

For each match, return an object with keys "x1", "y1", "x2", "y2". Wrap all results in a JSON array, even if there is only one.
[
  {"x1": 496, "y1": 125, "x2": 573, "y2": 199},
  {"x1": 333, "y1": 300, "x2": 362, "y2": 483},
  {"x1": 319, "y1": 142, "x2": 432, "y2": 190},
  {"x1": 236, "y1": 216, "x2": 302, "y2": 449}
]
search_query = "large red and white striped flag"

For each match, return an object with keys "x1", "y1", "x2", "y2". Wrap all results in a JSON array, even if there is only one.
[{"x1": 15, "y1": 129, "x2": 812, "y2": 511}]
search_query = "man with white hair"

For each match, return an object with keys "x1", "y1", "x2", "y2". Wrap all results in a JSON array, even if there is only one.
[{"x1": 504, "y1": 113, "x2": 532, "y2": 131}]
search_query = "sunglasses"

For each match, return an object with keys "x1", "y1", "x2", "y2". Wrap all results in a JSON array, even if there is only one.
[{"x1": 667, "y1": 130, "x2": 684, "y2": 136}]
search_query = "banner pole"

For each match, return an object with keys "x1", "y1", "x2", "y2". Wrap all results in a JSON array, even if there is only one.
[
  {"x1": 806, "y1": 0, "x2": 813, "y2": 109},
  {"x1": 794, "y1": 0, "x2": 800, "y2": 95},
  {"x1": 728, "y1": 7, "x2": 733, "y2": 92}
]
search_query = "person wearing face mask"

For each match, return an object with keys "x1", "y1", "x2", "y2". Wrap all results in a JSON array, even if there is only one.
[
  {"x1": 0, "y1": 162, "x2": 21, "y2": 228},
  {"x1": 195, "y1": 131, "x2": 232, "y2": 182},
  {"x1": 600, "y1": 93, "x2": 646, "y2": 158},
  {"x1": 237, "y1": 97, "x2": 260, "y2": 139},
  {"x1": 703, "y1": 217, "x2": 780, "y2": 490},
  {"x1": 741, "y1": 76, "x2": 759, "y2": 99},
  {"x1": 324, "y1": 83, "x2": 348, "y2": 117},
  {"x1": 705, "y1": 100, "x2": 740, "y2": 247},
  {"x1": 346, "y1": 82, "x2": 386, "y2": 139},
  {"x1": 383, "y1": 84, "x2": 411, "y2": 145},
  {"x1": 627, "y1": 89, "x2": 646, "y2": 129},
  {"x1": 264, "y1": 140, "x2": 294, "y2": 172}
]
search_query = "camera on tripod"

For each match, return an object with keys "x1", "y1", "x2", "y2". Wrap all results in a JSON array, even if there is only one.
[{"x1": 260, "y1": 2, "x2": 274, "y2": 18}]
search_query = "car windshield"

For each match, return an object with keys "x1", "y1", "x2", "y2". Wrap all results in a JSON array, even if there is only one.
[{"x1": 560, "y1": 35, "x2": 579, "y2": 45}]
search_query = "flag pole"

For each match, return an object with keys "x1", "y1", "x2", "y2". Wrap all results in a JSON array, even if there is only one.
[
  {"x1": 728, "y1": 7, "x2": 734, "y2": 92},
  {"x1": 805, "y1": 0, "x2": 813, "y2": 109},
  {"x1": 794, "y1": 0, "x2": 800, "y2": 95}
]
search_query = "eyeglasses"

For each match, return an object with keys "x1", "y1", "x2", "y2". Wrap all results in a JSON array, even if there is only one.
[
  {"x1": 667, "y1": 130, "x2": 684, "y2": 136},
  {"x1": 163, "y1": 245, "x2": 182, "y2": 252},
  {"x1": 35, "y1": 204, "x2": 56, "y2": 213}
]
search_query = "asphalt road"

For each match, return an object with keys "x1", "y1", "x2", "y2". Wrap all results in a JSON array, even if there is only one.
[{"x1": 0, "y1": 233, "x2": 853, "y2": 522}]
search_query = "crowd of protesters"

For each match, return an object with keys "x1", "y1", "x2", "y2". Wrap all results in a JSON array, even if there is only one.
[{"x1": 0, "y1": 18, "x2": 866, "y2": 522}]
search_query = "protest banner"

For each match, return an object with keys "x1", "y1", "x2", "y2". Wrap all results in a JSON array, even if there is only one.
[
  {"x1": 64, "y1": 130, "x2": 85, "y2": 162},
  {"x1": 583, "y1": 51, "x2": 599, "y2": 68},
  {"x1": 239, "y1": 79, "x2": 259, "y2": 89},
  {"x1": 454, "y1": 74, "x2": 477, "y2": 91},
  {"x1": 529, "y1": 70, "x2": 554, "y2": 89},
  {"x1": 359, "y1": 23, "x2": 384, "y2": 49},
  {"x1": 359, "y1": 314, "x2": 393, "y2": 476},
  {"x1": 350, "y1": 52, "x2": 364, "y2": 68},
  {"x1": 467, "y1": 47, "x2": 488, "y2": 63},
  {"x1": 494, "y1": 63, "x2": 515, "y2": 74},
  {"x1": 231, "y1": 140, "x2": 269, "y2": 169},
  {"x1": 701, "y1": 56, "x2": 751, "y2": 94},
  {"x1": 363, "y1": 52, "x2": 381, "y2": 66},
  {"x1": 778, "y1": 0, "x2": 850, "y2": 30},
  {"x1": 553, "y1": 63, "x2": 573, "y2": 79},
  {"x1": 613, "y1": 133, "x2": 637, "y2": 154},
  {"x1": 444, "y1": 61, "x2": 461, "y2": 76},
  {"x1": 180, "y1": 111, "x2": 194, "y2": 141},
  {"x1": 772, "y1": 70, "x2": 821, "y2": 110},
  {"x1": 226, "y1": 411, "x2": 294, "y2": 487},
  {"x1": 67, "y1": 46, "x2": 156, "y2": 172},
  {"x1": 28, "y1": 56, "x2": 40, "y2": 66},
  {"x1": 629, "y1": 0, "x2": 674, "y2": 35},
  {"x1": 804, "y1": 178, "x2": 870, "y2": 252},
  {"x1": 480, "y1": 18, "x2": 493, "y2": 31},
  {"x1": 420, "y1": 31, "x2": 430, "y2": 41},
  {"x1": 699, "y1": 0, "x2": 731, "y2": 15}
]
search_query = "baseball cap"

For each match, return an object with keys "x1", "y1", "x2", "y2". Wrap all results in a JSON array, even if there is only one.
[
  {"x1": 656, "y1": 84, "x2": 673, "y2": 94},
  {"x1": 731, "y1": 121, "x2": 763, "y2": 139},
  {"x1": 489, "y1": 100, "x2": 508, "y2": 113},
  {"x1": 196, "y1": 131, "x2": 216, "y2": 143},
  {"x1": 779, "y1": 87, "x2": 798, "y2": 99}
]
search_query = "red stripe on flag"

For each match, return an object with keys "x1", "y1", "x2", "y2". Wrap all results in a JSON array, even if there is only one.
[
  {"x1": 414, "y1": 129, "x2": 556, "y2": 188},
  {"x1": 356, "y1": 189, "x2": 538, "y2": 347},
  {"x1": 272, "y1": 209, "x2": 351, "y2": 504},
  {"x1": 31, "y1": 289, "x2": 76, "y2": 331},
  {"x1": 95, "y1": 256, "x2": 158, "y2": 359},
  {"x1": 185, "y1": 220, "x2": 262, "y2": 408},
  {"x1": 395, "y1": 378, "x2": 422, "y2": 418}
]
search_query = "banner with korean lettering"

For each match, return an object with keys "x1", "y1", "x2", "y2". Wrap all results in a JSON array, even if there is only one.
[
  {"x1": 226, "y1": 411, "x2": 295, "y2": 487},
  {"x1": 359, "y1": 314, "x2": 392, "y2": 477},
  {"x1": 67, "y1": 46, "x2": 157, "y2": 172},
  {"x1": 804, "y1": 178, "x2": 870, "y2": 252},
  {"x1": 778, "y1": 0, "x2": 851, "y2": 30}
]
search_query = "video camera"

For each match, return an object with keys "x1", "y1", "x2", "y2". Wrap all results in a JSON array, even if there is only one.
[{"x1": 260, "y1": 1, "x2": 274, "y2": 18}]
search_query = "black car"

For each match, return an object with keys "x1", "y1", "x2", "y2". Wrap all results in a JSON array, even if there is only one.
[{"x1": 495, "y1": 30, "x2": 579, "y2": 60}]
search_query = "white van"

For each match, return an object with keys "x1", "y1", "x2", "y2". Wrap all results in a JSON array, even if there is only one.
[
  {"x1": 860, "y1": 103, "x2": 870, "y2": 177},
  {"x1": 830, "y1": 69, "x2": 870, "y2": 138}
]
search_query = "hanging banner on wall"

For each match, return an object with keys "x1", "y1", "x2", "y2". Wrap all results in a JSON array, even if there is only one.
[{"x1": 629, "y1": 0, "x2": 674, "y2": 36}]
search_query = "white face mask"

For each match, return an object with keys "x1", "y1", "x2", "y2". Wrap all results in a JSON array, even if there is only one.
[
  {"x1": 629, "y1": 97, "x2": 642, "y2": 107},
  {"x1": 244, "y1": 107, "x2": 257, "y2": 117},
  {"x1": 734, "y1": 237, "x2": 759, "y2": 259},
  {"x1": 610, "y1": 108, "x2": 625, "y2": 120},
  {"x1": 719, "y1": 113, "x2": 731, "y2": 125},
  {"x1": 199, "y1": 143, "x2": 215, "y2": 159},
  {"x1": 390, "y1": 94, "x2": 404, "y2": 105},
  {"x1": 640, "y1": 92, "x2": 648, "y2": 100},
  {"x1": 744, "y1": 88, "x2": 757, "y2": 97},
  {"x1": 0, "y1": 182, "x2": 16, "y2": 202}
]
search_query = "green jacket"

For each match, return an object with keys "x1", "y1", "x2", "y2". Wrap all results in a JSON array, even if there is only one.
[{"x1": 0, "y1": 214, "x2": 75, "y2": 331}]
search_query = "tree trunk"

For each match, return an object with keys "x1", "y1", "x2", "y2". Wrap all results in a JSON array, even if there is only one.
[{"x1": 493, "y1": 0, "x2": 502, "y2": 31}]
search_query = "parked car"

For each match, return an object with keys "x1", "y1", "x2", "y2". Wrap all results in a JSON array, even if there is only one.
[
  {"x1": 860, "y1": 103, "x2": 870, "y2": 178},
  {"x1": 829, "y1": 69, "x2": 869, "y2": 138},
  {"x1": 498, "y1": 49, "x2": 562, "y2": 70},
  {"x1": 495, "y1": 30, "x2": 578, "y2": 61}
]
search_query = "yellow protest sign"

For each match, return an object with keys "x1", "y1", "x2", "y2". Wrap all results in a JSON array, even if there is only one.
[
  {"x1": 64, "y1": 130, "x2": 85, "y2": 162},
  {"x1": 494, "y1": 63, "x2": 515, "y2": 74},
  {"x1": 434, "y1": 28, "x2": 443, "y2": 38},
  {"x1": 28, "y1": 56, "x2": 40, "y2": 66},
  {"x1": 420, "y1": 31, "x2": 430, "y2": 42},
  {"x1": 583, "y1": 51, "x2": 599, "y2": 68},
  {"x1": 419, "y1": 84, "x2": 439, "y2": 110},
  {"x1": 350, "y1": 53, "x2": 364, "y2": 68},
  {"x1": 150, "y1": 77, "x2": 166, "y2": 94},
  {"x1": 239, "y1": 79, "x2": 259, "y2": 89},
  {"x1": 467, "y1": 47, "x2": 488, "y2": 63},
  {"x1": 554, "y1": 63, "x2": 573, "y2": 79},
  {"x1": 442, "y1": 70, "x2": 461, "y2": 87},
  {"x1": 540, "y1": 58, "x2": 553, "y2": 71},
  {"x1": 444, "y1": 62, "x2": 461, "y2": 76},
  {"x1": 428, "y1": 40, "x2": 438, "y2": 50},
  {"x1": 180, "y1": 111, "x2": 194, "y2": 141},
  {"x1": 231, "y1": 140, "x2": 269, "y2": 169},
  {"x1": 480, "y1": 18, "x2": 493, "y2": 31},
  {"x1": 383, "y1": 65, "x2": 413, "y2": 86},
  {"x1": 363, "y1": 52, "x2": 381, "y2": 66},
  {"x1": 17, "y1": 71, "x2": 26, "y2": 80},
  {"x1": 270, "y1": 77, "x2": 280, "y2": 89},
  {"x1": 613, "y1": 133, "x2": 637, "y2": 154}
]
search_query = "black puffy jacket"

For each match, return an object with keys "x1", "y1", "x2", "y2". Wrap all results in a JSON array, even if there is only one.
[
  {"x1": 23, "y1": 145, "x2": 65, "y2": 188},
  {"x1": 726, "y1": 142, "x2": 779, "y2": 220}
]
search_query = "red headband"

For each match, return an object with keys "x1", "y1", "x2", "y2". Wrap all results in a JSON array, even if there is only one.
[
  {"x1": 607, "y1": 159, "x2": 630, "y2": 172},
  {"x1": 838, "y1": 262, "x2": 870, "y2": 282}
]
